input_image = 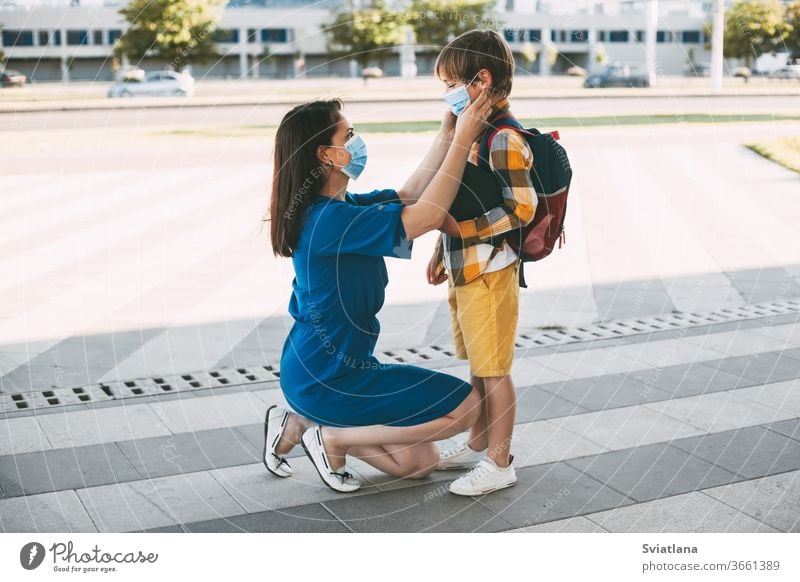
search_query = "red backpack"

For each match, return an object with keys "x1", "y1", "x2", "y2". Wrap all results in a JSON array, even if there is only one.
[{"x1": 477, "y1": 113, "x2": 572, "y2": 274}]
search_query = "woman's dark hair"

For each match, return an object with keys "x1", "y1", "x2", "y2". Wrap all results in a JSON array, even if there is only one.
[{"x1": 270, "y1": 99, "x2": 343, "y2": 257}]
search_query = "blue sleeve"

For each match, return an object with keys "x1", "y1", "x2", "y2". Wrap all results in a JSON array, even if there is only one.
[
  {"x1": 309, "y1": 200, "x2": 413, "y2": 259},
  {"x1": 348, "y1": 189, "x2": 402, "y2": 206}
]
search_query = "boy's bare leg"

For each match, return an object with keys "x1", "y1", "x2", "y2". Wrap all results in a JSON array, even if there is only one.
[
  {"x1": 466, "y1": 374, "x2": 489, "y2": 451},
  {"x1": 481, "y1": 374, "x2": 516, "y2": 468}
]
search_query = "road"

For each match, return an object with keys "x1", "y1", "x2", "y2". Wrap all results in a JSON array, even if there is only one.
[{"x1": 1, "y1": 94, "x2": 798, "y2": 132}]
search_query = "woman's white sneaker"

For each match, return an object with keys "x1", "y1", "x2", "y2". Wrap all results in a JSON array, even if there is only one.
[
  {"x1": 301, "y1": 426, "x2": 361, "y2": 493},
  {"x1": 448, "y1": 456, "x2": 516, "y2": 496},
  {"x1": 263, "y1": 405, "x2": 294, "y2": 477},
  {"x1": 437, "y1": 440, "x2": 487, "y2": 471}
]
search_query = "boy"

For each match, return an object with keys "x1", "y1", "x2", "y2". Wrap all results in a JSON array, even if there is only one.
[{"x1": 428, "y1": 29, "x2": 537, "y2": 495}]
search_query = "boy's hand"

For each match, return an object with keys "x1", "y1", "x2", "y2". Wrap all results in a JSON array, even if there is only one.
[
  {"x1": 426, "y1": 249, "x2": 448, "y2": 285},
  {"x1": 439, "y1": 213, "x2": 461, "y2": 238}
]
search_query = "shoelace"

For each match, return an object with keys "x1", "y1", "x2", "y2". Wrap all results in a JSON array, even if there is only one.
[
  {"x1": 461, "y1": 462, "x2": 492, "y2": 484},
  {"x1": 441, "y1": 444, "x2": 468, "y2": 460},
  {"x1": 331, "y1": 470, "x2": 354, "y2": 483},
  {"x1": 271, "y1": 453, "x2": 290, "y2": 468}
]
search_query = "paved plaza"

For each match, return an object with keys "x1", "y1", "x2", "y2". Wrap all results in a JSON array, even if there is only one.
[{"x1": 1, "y1": 109, "x2": 799, "y2": 532}]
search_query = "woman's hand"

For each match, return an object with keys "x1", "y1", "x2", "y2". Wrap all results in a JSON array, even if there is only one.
[
  {"x1": 439, "y1": 109, "x2": 457, "y2": 139},
  {"x1": 453, "y1": 89, "x2": 492, "y2": 144}
]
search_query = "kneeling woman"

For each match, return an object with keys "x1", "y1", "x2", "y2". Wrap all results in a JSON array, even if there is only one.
[{"x1": 265, "y1": 93, "x2": 491, "y2": 492}]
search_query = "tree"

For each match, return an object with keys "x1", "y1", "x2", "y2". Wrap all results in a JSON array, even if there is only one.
[
  {"x1": 407, "y1": 0, "x2": 498, "y2": 51},
  {"x1": 115, "y1": 0, "x2": 226, "y2": 68},
  {"x1": 785, "y1": 1, "x2": 800, "y2": 62},
  {"x1": 326, "y1": 0, "x2": 406, "y2": 68},
  {"x1": 717, "y1": 0, "x2": 791, "y2": 67},
  {"x1": 0, "y1": 23, "x2": 6, "y2": 66}
]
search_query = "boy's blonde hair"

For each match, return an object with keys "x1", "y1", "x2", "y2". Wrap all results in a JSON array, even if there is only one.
[{"x1": 435, "y1": 29, "x2": 515, "y2": 98}]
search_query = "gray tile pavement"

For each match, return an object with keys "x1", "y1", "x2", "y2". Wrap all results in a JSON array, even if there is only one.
[{"x1": 4, "y1": 314, "x2": 800, "y2": 532}]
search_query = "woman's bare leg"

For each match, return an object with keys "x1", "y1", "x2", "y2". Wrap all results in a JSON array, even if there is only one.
[
  {"x1": 274, "y1": 411, "x2": 314, "y2": 456},
  {"x1": 322, "y1": 387, "x2": 481, "y2": 470},
  {"x1": 349, "y1": 442, "x2": 439, "y2": 479}
]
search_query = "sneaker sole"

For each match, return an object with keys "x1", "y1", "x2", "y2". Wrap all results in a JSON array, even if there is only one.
[
  {"x1": 300, "y1": 432, "x2": 359, "y2": 494},
  {"x1": 449, "y1": 479, "x2": 517, "y2": 497},
  {"x1": 263, "y1": 405, "x2": 292, "y2": 478}
]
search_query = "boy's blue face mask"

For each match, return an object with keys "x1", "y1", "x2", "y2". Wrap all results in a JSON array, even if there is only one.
[
  {"x1": 442, "y1": 72, "x2": 481, "y2": 116},
  {"x1": 328, "y1": 134, "x2": 367, "y2": 180}
]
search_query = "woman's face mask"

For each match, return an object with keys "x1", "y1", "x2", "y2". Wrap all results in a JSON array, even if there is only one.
[
  {"x1": 442, "y1": 72, "x2": 482, "y2": 117},
  {"x1": 327, "y1": 134, "x2": 367, "y2": 180}
]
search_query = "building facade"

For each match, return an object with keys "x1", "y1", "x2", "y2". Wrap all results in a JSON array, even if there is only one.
[{"x1": 0, "y1": 0, "x2": 720, "y2": 82}]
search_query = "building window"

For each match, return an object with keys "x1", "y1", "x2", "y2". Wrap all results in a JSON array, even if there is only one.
[
  {"x1": 527, "y1": 29, "x2": 541, "y2": 42},
  {"x1": 681, "y1": 30, "x2": 701, "y2": 43},
  {"x1": 636, "y1": 30, "x2": 645, "y2": 42},
  {"x1": 597, "y1": 30, "x2": 606, "y2": 42},
  {"x1": 93, "y1": 30, "x2": 103, "y2": 45},
  {"x1": 656, "y1": 30, "x2": 672, "y2": 43},
  {"x1": 66, "y1": 30, "x2": 89, "y2": 46},
  {"x1": 2, "y1": 30, "x2": 35, "y2": 47},
  {"x1": 261, "y1": 29, "x2": 288, "y2": 43},
  {"x1": 570, "y1": 30, "x2": 588, "y2": 43},
  {"x1": 550, "y1": 29, "x2": 557, "y2": 42},
  {"x1": 504, "y1": 29, "x2": 514, "y2": 43},
  {"x1": 38, "y1": 30, "x2": 50, "y2": 46},
  {"x1": 559, "y1": 30, "x2": 567, "y2": 42},
  {"x1": 608, "y1": 30, "x2": 629, "y2": 43},
  {"x1": 53, "y1": 30, "x2": 62, "y2": 46},
  {"x1": 109, "y1": 30, "x2": 122, "y2": 44},
  {"x1": 247, "y1": 28, "x2": 258, "y2": 43},
  {"x1": 213, "y1": 28, "x2": 239, "y2": 43}
]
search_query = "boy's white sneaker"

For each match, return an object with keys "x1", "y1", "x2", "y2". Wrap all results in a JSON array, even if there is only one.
[
  {"x1": 437, "y1": 441, "x2": 487, "y2": 471},
  {"x1": 448, "y1": 456, "x2": 517, "y2": 496}
]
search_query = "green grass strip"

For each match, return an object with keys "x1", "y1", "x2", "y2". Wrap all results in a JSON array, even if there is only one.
[{"x1": 744, "y1": 137, "x2": 800, "y2": 174}]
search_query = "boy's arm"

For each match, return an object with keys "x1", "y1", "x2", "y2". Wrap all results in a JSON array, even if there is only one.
[
  {"x1": 453, "y1": 129, "x2": 537, "y2": 245},
  {"x1": 397, "y1": 112, "x2": 456, "y2": 205}
]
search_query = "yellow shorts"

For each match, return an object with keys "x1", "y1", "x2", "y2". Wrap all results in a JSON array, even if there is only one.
[{"x1": 447, "y1": 260, "x2": 520, "y2": 378}]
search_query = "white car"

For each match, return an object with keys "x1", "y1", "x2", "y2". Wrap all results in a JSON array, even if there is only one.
[
  {"x1": 768, "y1": 67, "x2": 800, "y2": 81},
  {"x1": 108, "y1": 71, "x2": 195, "y2": 98}
]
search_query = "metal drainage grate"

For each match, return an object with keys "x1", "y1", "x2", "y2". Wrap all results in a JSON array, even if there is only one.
[
  {"x1": 3, "y1": 298, "x2": 798, "y2": 414},
  {"x1": 511, "y1": 298, "x2": 800, "y2": 350},
  {"x1": 1, "y1": 365, "x2": 280, "y2": 414}
]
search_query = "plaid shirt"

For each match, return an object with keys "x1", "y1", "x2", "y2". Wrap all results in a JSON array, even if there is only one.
[{"x1": 435, "y1": 98, "x2": 537, "y2": 286}]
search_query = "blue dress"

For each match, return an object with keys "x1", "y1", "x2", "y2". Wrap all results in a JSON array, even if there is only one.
[{"x1": 279, "y1": 189, "x2": 472, "y2": 427}]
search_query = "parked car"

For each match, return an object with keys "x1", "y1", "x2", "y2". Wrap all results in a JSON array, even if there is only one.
[
  {"x1": 684, "y1": 62, "x2": 710, "y2": 77},
  {"x1": 0, "y1": 69, "x2": 26, "y2": 88},
  {"x1": 583, "y1": 63, "x2": 649, "y2": 88},
  {"x1": 768, "y1": 67, "x2": 800, "y2": 81},
  {"x1": 107, "y1": 70, "x2": 195, "y2": 98}
]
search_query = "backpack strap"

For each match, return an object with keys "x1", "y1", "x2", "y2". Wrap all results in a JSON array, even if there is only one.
[{"x1": 477, "y1": 113, "x2": 559, "y2": 170}]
